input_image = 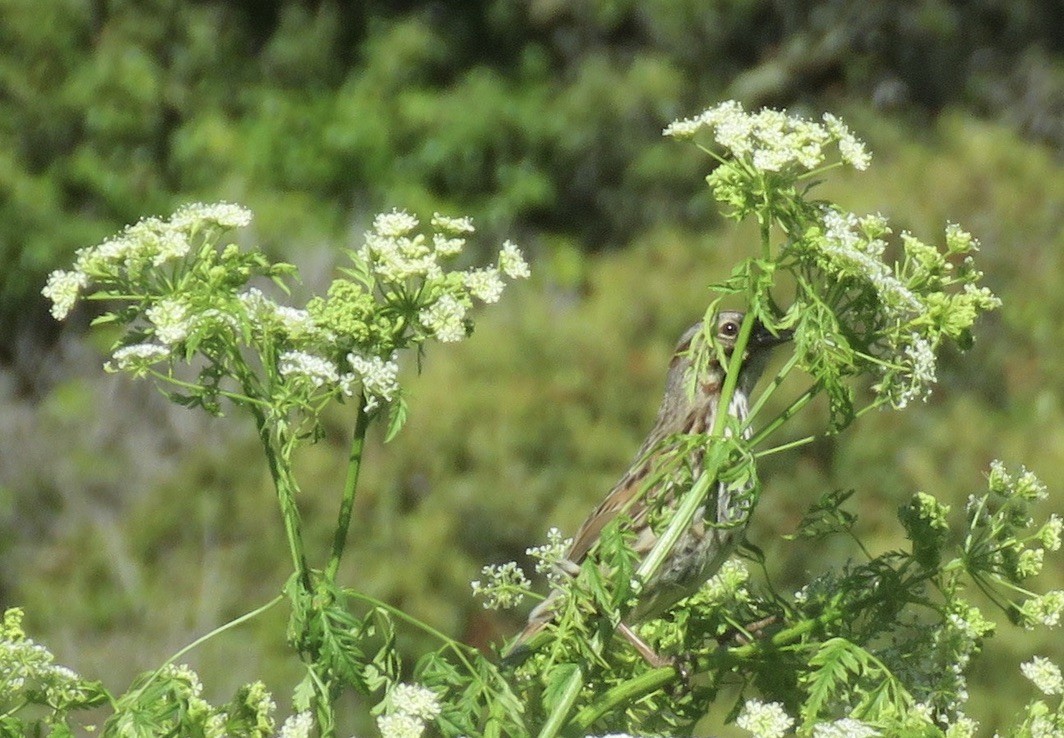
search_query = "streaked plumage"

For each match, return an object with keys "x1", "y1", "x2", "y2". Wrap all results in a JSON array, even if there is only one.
[{"x1": 507, "y1": 311, "x2": 787, "y2": 656}]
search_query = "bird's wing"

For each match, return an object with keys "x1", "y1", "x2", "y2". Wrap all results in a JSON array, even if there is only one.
[{"x1": 566, "y1": 463, "x2": 652, "y2": 564}]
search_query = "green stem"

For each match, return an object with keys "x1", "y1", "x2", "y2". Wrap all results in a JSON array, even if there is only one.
[
  {"x1": 325, "y1": 395, "x2": 370, "y2": 583},
  {"x1": 246, "y1": 396, "x2": 312, "y2": 593},
  {"x1": 759, "y1": 202, "x2": 772, "y2": 260},
  {"x1": 537, "y1": 666, "x2": 584, "y2": 738},
  {"x1": 567, "y1": 667, "x2": 676, "y2": 732},
  {"x1": 744, "y1": 350, "x2": 800, "y2": 426},
  {"x1": 747, "y1": 386, "x2": 817, "y2": 448},
  {"x1": 570, "y1": 610, "x2": 839, "y2": 731},
  {"x1": 754, "y1": 434, "x2": 816, "y2": 458},
  {"x1": 128, "y1": 595, "x2": 283, "y2": 701},
  {"x1": 346, "y1": 590, "x2": 481, "y2": 676}
]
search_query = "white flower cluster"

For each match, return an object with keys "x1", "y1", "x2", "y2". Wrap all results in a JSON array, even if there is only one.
[
  {"x1": 1022, "y1": 656, "x2": 1064, "y2": 696},
  {"x1": 810, "y1": 209, "x2": 994, "y2": 410},
  {"x1": 419, "y1": 294, "x2": 467, "y2": 343},
  {"x1": 1041, "y1": 515, "x2": 1063, "y2": 552},
  {"x1": 348, "y1": 352, "x2": 400, "y2": 411},
  {"x1": 241, "y1": 288, "x2": 320, "y2": 340},
  {"x1": 736, "y1": 699, "x2": 795, "y2": 738},
  {"x1": 470, "y1": 561, "x2": 531, "y2": 610},
  {"x1": 811, "y1": 717, "x2": 881, "y2": 738},
  {"x1": 1019, "y1": 590, "x2": 1064, "y2": 629},
  {"x1": 42, "y1": 202, "x2": 252, "y2": 321},
  {"x1": 926, "y1": 602, "x2": 995, "y2": 708},
  {"x1": 278, "y1": 711, "x2": 314, "y2": 738},
  {"x1": 1, "y1": 608, "x2": 90, "y2": 704},
  {"x1": 106, "y1": 343, "x2": 172, "y2": 376},
  {"x1": 275, "y1": 350, "x2": 401, "y2": 411},
  {"x1": 988, "y1": 460, "x2": 1048, "y2": 502},
  {"x1": 526, "y1": 527, "x2": 575, "y2": 588},
  {"x1": 943, "y1": 713, "x2": 979, "y2": 737},
  {"x1": 499, "y1": 240, "x2": 531, "y2": 279},
  {"x1": 820, "y1": 209, "x2": 920, "y2": 315},
  {"x1": 146, "y1": 297, "x2": 192, "y2": 345},
  {"x1": 171, "y1": 201, "x2": 253, "y2": 230},
  {"x1": 356, "y1": 209, "x2": 529, "y2": 344},
  {"x1": 40, "y1": 269, "x2": 89, "y2": 320},
  {"x1": 664, "y1": 100, "x2": 870, "y2": 171},
  {"x1": 376, "y1": 683, "x2": 441, "y2": 738},
  {"x1": 279, "y1": 351, "x2": 342, "y2": 388}
]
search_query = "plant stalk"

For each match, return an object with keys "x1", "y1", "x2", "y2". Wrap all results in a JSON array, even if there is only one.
[{"x1": 325, "y1": 394, "x2": 370, "y2": 583}]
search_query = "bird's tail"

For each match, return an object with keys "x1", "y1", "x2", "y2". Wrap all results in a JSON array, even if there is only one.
[{"x1": 500, "y1": 592, "x2": 561, "y2": 664}]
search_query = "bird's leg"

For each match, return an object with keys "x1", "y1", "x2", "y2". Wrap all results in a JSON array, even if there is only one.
[
  {"x1": 617, "y1": 623, "x2": 669, "y2": 668},
  {"x1": 716, "y1": 615, "x2": 778, "y2": 647},
  {"x1": 617, "y1": 623, "x2": 694, "y2": 688}
]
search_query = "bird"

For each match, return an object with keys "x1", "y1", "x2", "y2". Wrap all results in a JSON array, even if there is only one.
[{"x1": 505, "y1": 310, "x2": 790, "y2": 662}]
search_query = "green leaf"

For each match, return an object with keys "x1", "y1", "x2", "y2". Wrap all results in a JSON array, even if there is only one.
[
  {"x1": 292, "y1": 674, "x2": 315, "y2": 712},
  {"x1": 541, "y1": 662, "x2": 579, "y2": 714},
  {"x1": 786, "y1": 488, "x2": 858, "y2": 540},
  {"x1": 384, "y1": 394, "x2": 408, "y2": 443}
]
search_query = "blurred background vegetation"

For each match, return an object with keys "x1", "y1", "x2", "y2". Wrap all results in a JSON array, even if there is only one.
[{"x1": 1, "y1": 0, "x2": 1062, "y2": 734}]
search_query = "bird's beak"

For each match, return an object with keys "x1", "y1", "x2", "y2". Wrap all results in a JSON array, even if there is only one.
[{"x1": 751, "y1": 323, "x2": 794, "y2": 349}]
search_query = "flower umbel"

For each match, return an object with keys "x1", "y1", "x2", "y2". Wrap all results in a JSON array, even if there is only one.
[
  {"x1": 470, "y1": 562, "x2": 531, "y2": 610},
  {"x1": 736, "y1": 699, "x2": 795, "y2": 738}
]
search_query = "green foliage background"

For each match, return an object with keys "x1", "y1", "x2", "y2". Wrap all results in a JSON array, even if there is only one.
[{"x1": 1, "y1": 0, "x2": 1062, "y2": 734}]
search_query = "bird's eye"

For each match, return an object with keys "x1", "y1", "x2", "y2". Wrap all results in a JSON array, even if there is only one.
[{"x1": 720, "y1": 321, "x2": 739, "y2": 338}]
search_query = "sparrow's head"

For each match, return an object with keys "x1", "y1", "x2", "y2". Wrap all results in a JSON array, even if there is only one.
[
  {"x1": 713, "y1": 310, "x2": 792, "y2": 357},
  {"x1": 710, "y1": 310, "x2": 792, "y2": 393}
]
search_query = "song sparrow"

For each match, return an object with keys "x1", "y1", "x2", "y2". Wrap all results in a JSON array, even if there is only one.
[{"x1": 506, "y1": 311, "x2": 790, "y2": 659}]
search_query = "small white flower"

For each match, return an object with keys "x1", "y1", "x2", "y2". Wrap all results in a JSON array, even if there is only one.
[
  {"x1": 278, "y1": 711, "x2": 314, "y2": 738},
  {"x1": 1022, "y1": 657, "x2": 1064, "y2": 695},
  {"x1": 419, "y1": 294, "x2": 468, "y2": 342},
  {"x1": 464, "y1": 267, "x2": 505, "y2": 303},
  {"x1": 431, "y1": 212, "x2": 475, "y2": 234},
  {"x1": 41, "y1": 269, "x2": 89, "y2": 320},
  {"x1": 945, "y1": 222, "x2": 978, "y2": 253},
  {"x1": 1029, "y1": 714, "x2": 1062, "y2": 738},
  {"x1": 74, "y1": 235, "x2": 136, "y2": 275},
  {"x1": 107, "y1": 344, "x2": 172, "y2": 374},
  {"x1": 1019, "y1": 590, "x2": 1064, "y2": 629},
  {"x1": 362, "y1": 232, "x2": 439, "y2": 282},
  {"x1": 662, "y1": 115, "x2": 706, "y2": 139},
  {"x1": 243, "y1": 680, "x2": 276, "y2": 724},
  {"x1": 377, "y1": 713, "x2": 425, "y2": 738},
  {"x1": 348, "y1": 352, "x2": 400, "y2": 411},
  {"x1": 470, "y1": 562, "x2": 530, "y2": 610},
  {"x1": 162, "y1": 664, "x2": 204, "y2": 696},
  {"x1": 736, "y1": 699, "x2": 794, "y2": 738},
  {"x1": 823, "y1": 113, "x2": 871, "y2": 170},
  {"x1": 390, "y1": 683, "x2": 442, "y2": 721},
  {"x1": 374, "y1": 209, "x2": 420, "y2": 238},
  {"x1": 279, "y1": 351, "x2": 340, "y2": 388},
  {"x1": 944, "y1": 714, "x2": 978, "y2": 738},
  {"x1": 273, "y1": 305, "x2": 317, "y2": 338},
  {"x1": 146, "y1": 298, "x2": 192, "y2": 345},
  {"x1": 171, "y1": 202, "x2": 253, "y2": 230},
  {"x1": 1017, "y1": 548, "x2": 1045, "y2": 579},
  {"x1": 498, "y1": 240, "x2": 531, "y2": 279},
  {"x1": 988, "y1": 459, "x2": 1011, "y2": 495},
  {"x1": 148, "y1": 225, "x2": 192, "y2": 266},
  {"x1": 1015, "y1": 466, "x2": 1048, "y2": 501},
  {"x1": 1040, "y1": 515, "x2": 1062, "y2": 552},
  {"x1": 432, "y1": 232, "x2": 466, "y2": 257},
  {"x1": 812, "y1": 718, "x2": 880, "y2": 738},
  {"x1": 526, "y1": 528, "x2": 574, "y2": 587}
]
